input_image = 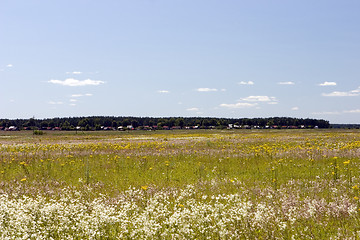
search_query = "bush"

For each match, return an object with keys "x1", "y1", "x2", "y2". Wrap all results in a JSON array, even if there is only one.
[{"x1": 33, "y1": 130, "x2": 44, "y2": 135}]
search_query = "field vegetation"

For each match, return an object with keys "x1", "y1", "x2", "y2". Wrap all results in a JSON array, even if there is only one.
[{"x1": 1, "y1": 129, "x2": 360, "y2": 239}]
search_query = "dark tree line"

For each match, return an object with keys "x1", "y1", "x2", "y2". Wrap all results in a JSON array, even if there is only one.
[
  {"x1": 331, "y1": 124, "x2": 360, "y2": 129},
  {"x1": 0, "y1": 116, "x2": 330, "y2": 130}
]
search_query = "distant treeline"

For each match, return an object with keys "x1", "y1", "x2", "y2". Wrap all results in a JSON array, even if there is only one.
[
  {"x1": 0, "y1": 116, "x2": 330, "y2": 130},
  {"x1": 331, "y1": 124, "x2": 360, "y2": 129}
]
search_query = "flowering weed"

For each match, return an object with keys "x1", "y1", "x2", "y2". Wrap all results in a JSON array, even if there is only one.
[{"x1": 0, "y1": 129, "x2": 360, "y2": 238}]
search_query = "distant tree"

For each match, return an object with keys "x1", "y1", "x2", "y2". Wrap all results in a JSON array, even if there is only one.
[
  {"x1": 61, "y1": 121, "x2": 71, "y2": 130},
  {"x1": 85, "y1": 124, "x2": 91, "y2": 131},
  {"x1": 131, "y1": 120, "x2": 139, "y2": 128},
  {"x1": 29, "y1": 118, "x2": 36, "y2": 127},
  {"x1": 122, "y1": 119, "x2": 130, "y2": 127},
  {"x1": 266, "y1": 119, "x2": 274, "y2": 126},
  {"x1": 40, "y1": 121, "x2": 49, "y2": 129},
  {"x1": 78, "y1": 118, "x2": 90, "y2": 128},
  {"x1": 202, "y1": 119, "x2": 210, "y2": 127},
  {"x1": 48, "y1": 120, "x2": 56, "y2": 128},
  {"x1": 175, "y1": 118, "x2": 185, "y2": 128},
  {"x1": 103, "y1": 118, "x2": 112, "y2": 127}
]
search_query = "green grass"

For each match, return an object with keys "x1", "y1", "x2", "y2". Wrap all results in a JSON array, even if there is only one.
[
  {"x1": 1, "y1": 129, "x2": 360, "y2": 238},
  {"x1": 1, "y1": 129, "x2": 360, "y2": 193}
]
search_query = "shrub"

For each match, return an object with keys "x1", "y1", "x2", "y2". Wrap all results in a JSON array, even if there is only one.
[{"x1": 33, "y1": 130, "x2": 44, "y2": 135}]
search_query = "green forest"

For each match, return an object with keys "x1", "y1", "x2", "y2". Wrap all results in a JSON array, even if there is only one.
[{"x1": 0, "y1": 116, "x2": 330, "y2": 130}]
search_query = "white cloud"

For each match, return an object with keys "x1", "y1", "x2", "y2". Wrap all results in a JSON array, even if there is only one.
[
  {"x1": 48, "y1": 78, "x2": 105, "y2": 87},
  {"x1": 312, "y1": 111, "x2": 341, "y2": 115},
  {"x1": 66, "y1": 71, "x2": 82, "y2": 75},
  {"x1": 197, "y1": 88, "x2": 218, "y2": 92},
  {"x1": 187, "y1": 107, "x2": 200, "y2": 111},
  {"x1": 71, "y1": 93, "x2": 93, "y2": 97},
  {"x1": 322, "y1": 91, "x2": 359, "y2": 97},
  {"x1": 238, "y1": 81, "x2": 254, "y2": 85},
  {"x1": 350, "y1": 87, "x2": 360, "y2": 93},
  {"x1": 318, "y1": 81, "x2": 337, "y2": 86},
  {"x1": 49, "y1": 101, "x2": 63, "y2": 105},
  {"x1": 220, "y1": 102, "x2": 258, "y2": 109},
  {"x1": 6, "y1": 64, "x2": 13, "y2": 68},
  {"x1": 313, "y1": 109, "x2": 360, "y2": 115},
  {"x1": 240, "y1": 96, "x2": 277, "y2": 102},
  {"x1": 291, "y1": 107, "x2": 299, "y2": 111},
  {"x1": 70, "y1": 99, "x2": 77, "y2": 102},
  {"x1": 221, "y1": 95, "x2": 278, "y2": 109},
  {"x1": 220, "y1": 88, "x2": 226, "y2": 92},
  {"x1": 344, "y1": 109, "x2": 360, "y2": 113},
  {"x1": 158, "y1": 90, "x2": 170, "y2": 93},
  {"x1": 322, "y1": 86, "x2": 360, "y2": 97},
  {"x1": 277, "y1": 81, "x2": 295, "y2": 85}
]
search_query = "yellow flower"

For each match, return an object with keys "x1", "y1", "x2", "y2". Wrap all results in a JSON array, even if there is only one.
[
  {"x1": 354, "y1": 196, "x2": 359, "y2": 200},
  {"x1": 230, "y1": 179, "x2": 235, "y2": 183},
  {"x1": 19, "y1": 162, "x2": 26, "y2": 165},
  {"x1": 343, "y1": 160, "x2": 350, "y2": 165},
  {"x1": 352, "y1": 185, "x2": 358, "y2": 190},
  {"x1": 20, "y1": 178, "x2": 27, "y2": 182},
  {"x1": 178, "y1": 204, "x2": 184, "y2": 208},
  {"x1": 141, "y1": 185, "x2": 148, "y2": 190}
]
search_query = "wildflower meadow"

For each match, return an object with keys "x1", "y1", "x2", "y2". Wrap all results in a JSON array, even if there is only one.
[{"x1": 1, "y1": 129, "x2": 360, "y2": 239}]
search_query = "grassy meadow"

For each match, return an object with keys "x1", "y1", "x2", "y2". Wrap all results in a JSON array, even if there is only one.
[{"x1": 1, "y1": 129, "x2": 360, "y2": 239}]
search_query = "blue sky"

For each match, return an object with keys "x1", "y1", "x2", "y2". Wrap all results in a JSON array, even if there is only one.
[{"x1": 1, "y1": 1, "x2": 360, "y2": 123}]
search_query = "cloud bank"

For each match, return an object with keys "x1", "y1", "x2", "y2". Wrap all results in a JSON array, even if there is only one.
[{"x1": 322, "y1": 86, "x2": 360, "y2": 97}]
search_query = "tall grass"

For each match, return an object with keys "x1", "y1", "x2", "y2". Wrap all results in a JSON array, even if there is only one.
[{"x1": 1, "y1": 129, "x2": 360, "y2": 238}]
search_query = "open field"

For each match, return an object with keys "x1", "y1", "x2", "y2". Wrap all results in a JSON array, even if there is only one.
[{"x1": 1, "y1": 129, "x2": 360, "y2": 239}]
